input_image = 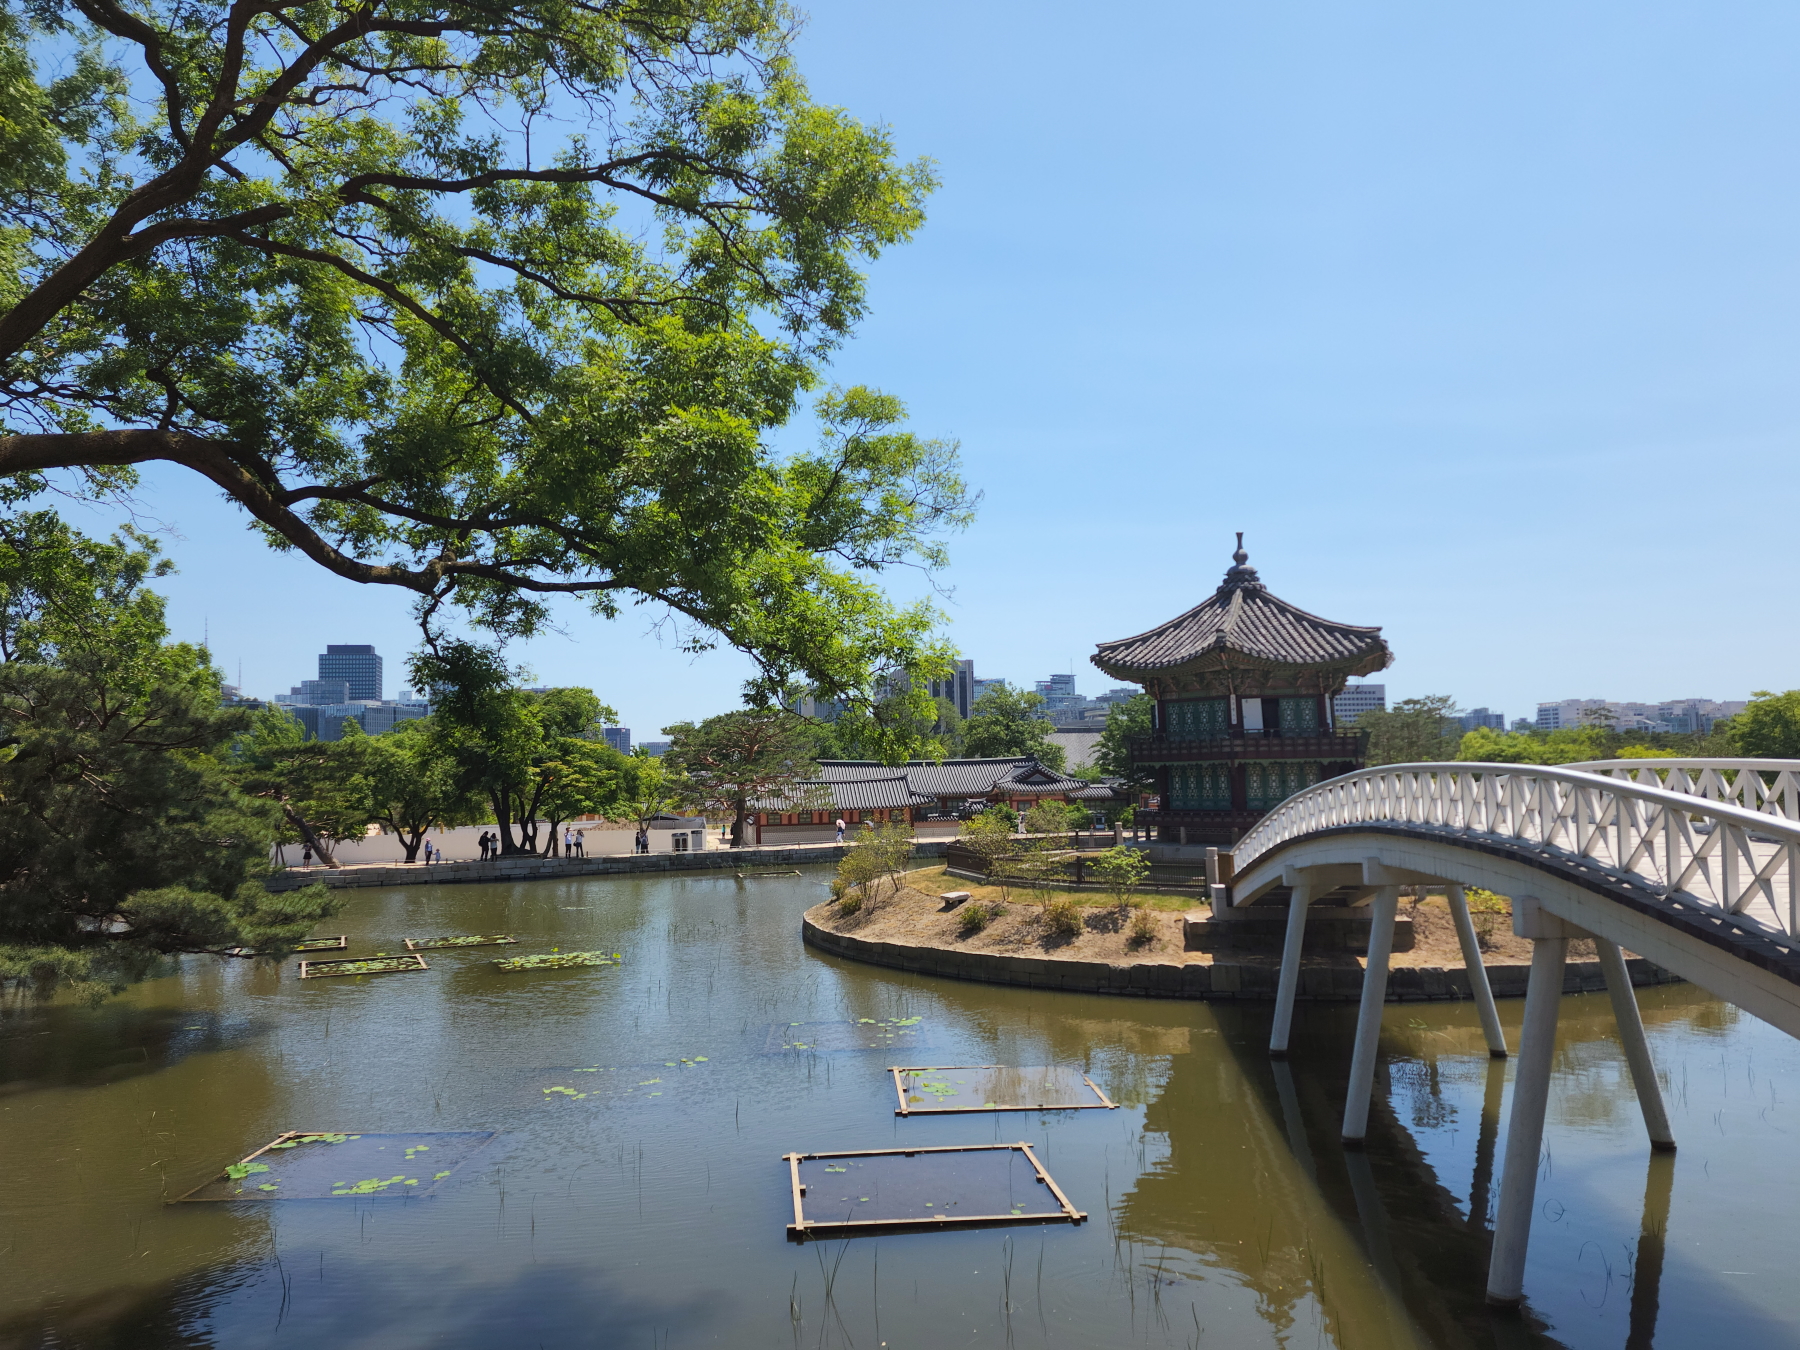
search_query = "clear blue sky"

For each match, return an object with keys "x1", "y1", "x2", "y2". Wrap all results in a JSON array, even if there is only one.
[{"x1": 92, "y1": 0, "x2": 1800, "y2": 732}]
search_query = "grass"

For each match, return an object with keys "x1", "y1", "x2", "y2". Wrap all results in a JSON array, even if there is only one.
[{"x1": 900, "y1": 865, "x2": 1199, "y2": 914}]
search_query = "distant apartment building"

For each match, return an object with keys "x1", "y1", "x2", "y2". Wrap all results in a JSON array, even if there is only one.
[
  {"x1": 1537, "y1": 698, "x2": 1748, "y2": 734},
  {"x1": 1332, "y1": 683, "x2": 1386, "y2": 724},
  {"x1": 787, "y1": 691, "x2": 849, "y2": 722},
  {"x1": 1457, "y1": 707, "x2": 1507, "y2": 732},
  {"x1": 971, "y1": 677, "x2": 1009, "y2": 705},
  {"x1": 603, "y1": 726, "x2": 632, "y2": 754},
  {"x1": 639, "y1": 740, "x2": 672, "y2": 757}
]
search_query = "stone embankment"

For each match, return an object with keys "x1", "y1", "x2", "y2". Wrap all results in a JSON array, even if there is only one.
[
  {"x1": 266, "y1": 839, "x2": 947, "y2": 892},
  {"x1": 801, "y1": 906, "x2": 1681, "y2": 1004}
]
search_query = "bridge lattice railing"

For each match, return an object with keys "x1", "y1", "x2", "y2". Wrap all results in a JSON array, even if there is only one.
[{"x1": 1232, "y1": 761, "x2": 1800, "y2": 941}]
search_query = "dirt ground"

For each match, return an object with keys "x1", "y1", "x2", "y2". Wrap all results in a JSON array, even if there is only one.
[{"x1": 809, "y1": 865, "x2": 1599, "y2": 969}]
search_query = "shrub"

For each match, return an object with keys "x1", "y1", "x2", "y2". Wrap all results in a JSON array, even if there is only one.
[
  {"x1": 957, "y1": 902, "x2": 992, "y2": 936},
  {"x1": 836, "y1": 891, "x2": 863, "y2": 915},
  {"x1": 1091, "y1": 845, "x2": 1150, "y2": 908},
  {"x1": 1043, "y1": 897, "x2": 1084, "y2": 938},
  {"x1": 1465, "y1": 887, "x2": 1509, "y2": 950},
  {"x1": 1128, "y1": 907, "x2": 1158, "y2": 947}
]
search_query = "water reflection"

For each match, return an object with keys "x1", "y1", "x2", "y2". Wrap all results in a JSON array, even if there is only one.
[{"x1": 4, "y1": 872, "x2": 1800, "y2": 1349}]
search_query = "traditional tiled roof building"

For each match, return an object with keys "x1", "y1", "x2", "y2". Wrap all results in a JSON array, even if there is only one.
[
  {"x1": 745, "y1": 758, "x2": 1119, "y2": 843},
  {"x1": 1091, "y1": 537, "x2": 1391, "y2": 844}
]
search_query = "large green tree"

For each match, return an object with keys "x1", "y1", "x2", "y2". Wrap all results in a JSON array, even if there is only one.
[
  {"x1": 1727, "y1": 691, "x2": 1800, "y2": 759},
  {"x1": 1091, "y1": 692, "x2": 1152, "y2": 791},
  {"x1": 663, "y1": 706, "x2": 821, "y2": 845},
  {"x1": 0, "y1": 0, "x2": 970, "y2": 709},
  {"x1": 416, "y1": 643, "x2": 623, "y2": 854},
  {"x1": 0, "y1": 516, "x2": 335, "y2": 1000},
  {"x1": 1356, "y1": 696, "x2": 1462, "y2": 765},
  {"x1": 960, "y1": 685, "x2": 1065, "y2": 770}
]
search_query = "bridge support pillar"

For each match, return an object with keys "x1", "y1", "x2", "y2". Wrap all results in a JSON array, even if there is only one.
[
  {"x1": 1269, "y1": 874, "x2": 1314, "y2": 1057},
  {"x1": 1596, "y1": 937, "x2": 1676, "y2": 1152},
  {"x1": 1342, "y1": 884, "x2": 1400, "y2": 1144},
  {"x1": 1447, "y1": 884, "x2": 1508, "y2": 1057},
  {"x1": 1486, "y1": 923, "x2": 1569, "y2": 1308}
]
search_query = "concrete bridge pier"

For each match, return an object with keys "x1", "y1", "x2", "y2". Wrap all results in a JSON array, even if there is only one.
[
  {"x1": 1447, "y1": 883, "x2": 1509, "y2": 1057},
  {"x1": 1268, "y1": 869, "x2": 1315, "y2": 1057},
  {"x1": 1486, "y1": 899, "x2": 1676, "y2": 1307}
]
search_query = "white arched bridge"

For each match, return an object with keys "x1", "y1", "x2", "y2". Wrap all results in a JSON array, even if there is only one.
[{"x1": 1214, "y1": 757, "x2": 1800, "y2": 1308}]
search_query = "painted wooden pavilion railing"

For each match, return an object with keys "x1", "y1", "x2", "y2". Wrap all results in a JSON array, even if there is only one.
[{"x1": 1233, "y1": 759, "x2": 1800, "y2": 942}]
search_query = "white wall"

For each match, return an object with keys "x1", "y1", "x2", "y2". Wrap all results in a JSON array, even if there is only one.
[{"x1": 274, "y1": 820, "x2": 716, "y2": 865}]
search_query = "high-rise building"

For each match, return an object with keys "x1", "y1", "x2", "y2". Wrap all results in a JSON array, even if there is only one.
[
  {"x1": 929, "y1": 659, "x2": 975, "y2": 720},
  {"x1": 639, "y1": 740, "x2": 672, "y2": 757},
  {"x1": 1457, "y1": 707, "x2": 1506, "y2": 732},
  {"x1": 318, "y1": 644, "x2": 382, "y2": 700},
  {"x1": 603, "y1": 726, "x2": 632, "y2": 754},
  {"x1": 1332, "y1": 683, "x2": 1386, "y2": 724}
]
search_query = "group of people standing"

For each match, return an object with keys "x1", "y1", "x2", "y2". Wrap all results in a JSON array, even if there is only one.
[{"x1": 473, "y1": 828, "x2": 586, "y2": 861}]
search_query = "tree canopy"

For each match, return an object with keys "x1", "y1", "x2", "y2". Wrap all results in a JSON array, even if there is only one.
[
  {"x1": 0, "y1": 516, "x2": 334, "y2": 1000},
  {"x1": 662, "y1": 705, "x2": 820, "y2": 845},
  {"x1": 1091, "y1": 692, "x2": 1151, "y2": 790},
  {"x1": 960, "y1": 685, "x2": 1064, "y2": 770},
  {"x1": 1727, "y1": 691, "x2": 1800, "y2": 760},
  {"x1": 0, "y1": 0, "x2": 970, "y2": 707},
  {"x1": 1356, "y1": 696, "x2": 1462, "y2": 765}
]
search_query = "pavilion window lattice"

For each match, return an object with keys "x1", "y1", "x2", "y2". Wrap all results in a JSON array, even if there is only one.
[
  {"x1": 1166, "y1": 698, "x2": 1229, "y2": 740},
  {"x1": 1245, "y1": 761, "x2": 1322, "y2": 811},
  {"x1": 1278, "y1": 698, "x2": 1319, "y2": 736},
  {"x1": 1170, "y1": 763, "x2": 1233, "y2": 811}
]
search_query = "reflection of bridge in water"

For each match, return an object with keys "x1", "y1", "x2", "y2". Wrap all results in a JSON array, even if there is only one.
[{"x1": 1214, "y1": 757, "x2": 1800, "y2": 1311}]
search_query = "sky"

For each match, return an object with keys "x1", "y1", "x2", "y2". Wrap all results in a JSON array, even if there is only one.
[{"x1": 86, "y1": 0, "x2": 1800, "y2": 734}]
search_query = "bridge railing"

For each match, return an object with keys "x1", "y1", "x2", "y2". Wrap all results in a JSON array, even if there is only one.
[
  {"x1": 1564, "y1": 758, "x2": 1800, "y2": 821},
  {"x1": 1233, "y1": 762, "x2": 1800, "y2": 941}
]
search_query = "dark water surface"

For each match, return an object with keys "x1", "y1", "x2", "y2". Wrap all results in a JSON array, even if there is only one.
[{"x1": 3, "y1": 869, "x2": 1798, "y2": 1349}]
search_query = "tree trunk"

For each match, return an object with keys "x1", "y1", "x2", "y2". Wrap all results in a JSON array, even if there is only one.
[
  {"x1": 283, "y1": 804, "x2": 339, "y2": 868},
  {"x1": 731, "y1": 799, "x2": 748, "y2": 847},
  {"x1": 491, "y1": 789, "x2": 522, "y2": 855}
]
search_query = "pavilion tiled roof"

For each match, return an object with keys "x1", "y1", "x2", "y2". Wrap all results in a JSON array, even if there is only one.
[{"x1": 1092, "y1": 539, "x2": 1389, "y2": 680}]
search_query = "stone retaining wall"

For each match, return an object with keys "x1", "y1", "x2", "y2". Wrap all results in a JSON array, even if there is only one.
[
  {"x1": 267, "y1": 840, "x2": 946, "y2": 892},
  {"x1": 800, "y1": 913, "x2": 1682, "y2": 1003}
]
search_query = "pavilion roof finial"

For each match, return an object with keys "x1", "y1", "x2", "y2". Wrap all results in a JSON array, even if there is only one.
[{"x1": 1223, "y1": 531, "x2": 1262, "y2": 589}]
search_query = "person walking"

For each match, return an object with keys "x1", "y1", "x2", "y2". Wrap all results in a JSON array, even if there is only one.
[
  {"x1": 302, "y1": 842, "x2": 314, "y2": 868},
  {"x1": 834, "y1": 816, "x2": 846, "y2": 843},
  {"x1": 423, "y1": 839, "x2": 434, "y2": 865},
  {"x1": 573, "y1": 829, "x2": 585, "y2": 858},
  {"x1": 479, "y1": 831, "x2": 491, "y2": 861},
  {"x1": 562, "y1": 827, "x2": 574, "y2": 858}
]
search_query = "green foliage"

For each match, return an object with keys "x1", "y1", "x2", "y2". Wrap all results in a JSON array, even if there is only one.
[
  {"x1": 1092, "y1": 693, "x2": 1153, "y2": 792},
  {"x1": 663, "y1": 706, "x2": 822, "y2": 845},
  {"x1": 619, "y1": 753, "x2": 692, "y2": 833},
  {"x1": 410, "y1": 642, "x2": 625, "y2": 855},
  {"x1": 831, "y1": 819, "x2": 913, "y2": 906},
  {"x1": 0, "y1": 1, "x2": 970, "y2": 712},
  {"x1": 807, "y1": 669, "x2": 959, "y2": 763},
  {"x1": 1091, "y1": 846, "x2": 1151, "y2": 907},
  {"x1": 1127, "y1": 906, "x2": 1158, "y2": 947},
  {"x1": 330, "y1": 720, "x2": 483, "y2": 862},
  {"x1": 956, "y1": 902, "x2": 995, "y2": 936},
  {"x1": 1729, "y1": 691, "x2": 1800, "y2": 759},
  {"x1": 1357, "y1": 695, "x2": 1462, "y2": 764},
  {"x1": 1021, "y1": 799, "x2": 1072, "y2": 836},
  {"x1": 1455, "y1": 725, "x2": 1611, "y2": 765},
  {"x1": 1041, "y1": 896, "x2": 1084, "y2": 938},
  {"x1": 961, "y1": 686, "x2": 1065, "y2": 770},
  {"x1": 0, "y1": 517, "x2": 335, "y2": 1001}
]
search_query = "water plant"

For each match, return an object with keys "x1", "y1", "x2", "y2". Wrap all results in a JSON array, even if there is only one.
[
  {"x1": 493, "y1": 950, "x2": 622, "y2": 971},
  {"x1": 298, "y1": 955, "x2": 428, "y2": 978},
  {"x1": 405, "y1": 935, "x2": 518, "y2": 950}
]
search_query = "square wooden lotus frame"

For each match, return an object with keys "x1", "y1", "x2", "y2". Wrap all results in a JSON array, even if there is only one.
[
  {"x1": 296, "y1": 953, "x2": 429, "y2": 979},
  {"x1": 402, "y1": 935, "x2": 519, "y2": 950},
  {"x1": 782, "y1": 1143, "x2": 1085, "y2": 1241},
  {"x1": 888, "y1": 1065, "x2": 1117, "y2": 1116},
  {"x1": 293, "y1": 936, "x2": 347, "y2": 952}
]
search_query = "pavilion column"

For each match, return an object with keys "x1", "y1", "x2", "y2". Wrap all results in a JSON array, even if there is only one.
[
  {"x1": 1341, "y1": 884, "x2": 1400, "y2": 1143},
  {"x1": 1447, "y1": 884, "x2": 1508, "y2": 1056},
  {"x1": 1487, "y1": 897, "x2": 1574, "y2": 1308},
  {"x1": 1269, "y1": 871, "x2": 1313, "y2": 1057}
]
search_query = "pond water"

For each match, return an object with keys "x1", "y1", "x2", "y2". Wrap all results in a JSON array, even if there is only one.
[{"x1": 4, "y1": 869, "x2": 1799, "y2": 1349}]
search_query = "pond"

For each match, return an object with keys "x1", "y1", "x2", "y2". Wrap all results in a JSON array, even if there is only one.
[{"x1": 3, "y1": 868, "x2": 1799, "y2": 1349}]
